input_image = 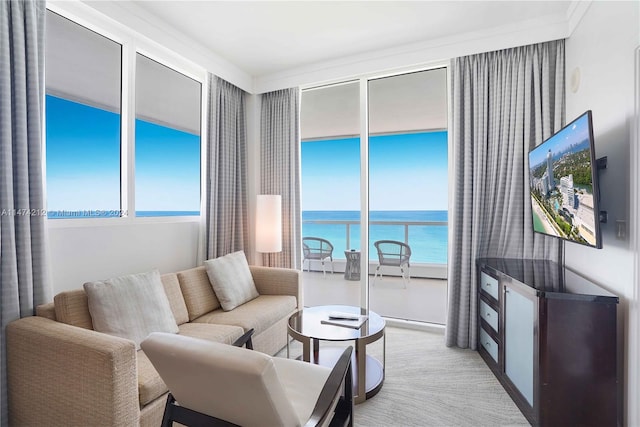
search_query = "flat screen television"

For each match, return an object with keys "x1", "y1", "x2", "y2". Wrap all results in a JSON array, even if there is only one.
[{"x1": 528, "y1": 110, "x2": 602, "y2": 249}]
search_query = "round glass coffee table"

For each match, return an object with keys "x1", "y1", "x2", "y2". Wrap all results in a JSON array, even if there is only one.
[{"x1": 287, "y1": 304, "x2": 385, "y2": 403}]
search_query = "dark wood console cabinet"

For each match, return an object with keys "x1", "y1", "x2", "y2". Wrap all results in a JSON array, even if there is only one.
[{"x1": 477, "y1": 258, "x2": 620, "y2": 427}]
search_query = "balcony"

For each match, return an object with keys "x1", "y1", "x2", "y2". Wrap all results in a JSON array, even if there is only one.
[
  {"x1": 303, "y1": 217, "x2": 448, "y2": 278},
  {"x1": 302, "y1": 271, "x2": 448, "y2": 325},
  {"x1": 302, "y1": 218, "x2": 448, "y2": 325}
]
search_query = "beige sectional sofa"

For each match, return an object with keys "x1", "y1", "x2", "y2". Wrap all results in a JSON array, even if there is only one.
[{"x1": 6, "y1": 263, "x2": 301, "y2": 427}]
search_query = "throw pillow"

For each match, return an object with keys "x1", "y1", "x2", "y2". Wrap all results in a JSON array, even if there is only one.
[
  {"x1": 204, "y1": 251, "x2": 259, "y2": 311},
  {"x1": 84, "y1": 269, "x2": 179, "y2": 350}
]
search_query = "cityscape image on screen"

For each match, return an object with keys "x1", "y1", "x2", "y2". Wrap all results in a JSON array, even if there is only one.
[{"x1": 528, "y1": 111, "x2": 600, "y2": 248}]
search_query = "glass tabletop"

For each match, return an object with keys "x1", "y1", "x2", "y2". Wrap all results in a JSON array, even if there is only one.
[{"x1": 288, "y1": 305, "x2": 385, "y2": 341}]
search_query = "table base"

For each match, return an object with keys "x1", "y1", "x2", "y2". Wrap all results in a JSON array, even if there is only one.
[{"x1": 300, "y1": 346, "x2": 384, "y2": 403}]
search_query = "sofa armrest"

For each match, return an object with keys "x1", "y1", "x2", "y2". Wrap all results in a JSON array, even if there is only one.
[
  {"x1": 7, "y1": 316, "x2": 140, "y2": 427},
  {"x1": 250, "y1": 266, "x2": 302, "y2": 309}
]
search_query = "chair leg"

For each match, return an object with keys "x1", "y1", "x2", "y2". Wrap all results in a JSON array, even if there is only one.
[
  {"x1": 372, "y1": 265, "x2": 381, "y2": 286},
  {"x1": 161, "y1": 394, "x2": 175, "y2": 427},
  {"x1": 321, "y1": 260, "x2": 326, "y2": 277},
  {"x1": 330, "y1": 257, "x2": 334, "y2": 274},
  {"x1": 400, "y1": 267, "x2": 408, "y2": 289}
]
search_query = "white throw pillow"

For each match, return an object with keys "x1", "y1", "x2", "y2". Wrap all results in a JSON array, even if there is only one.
[
  {"x1": 204, "y1": 251, "x2": 259, "y2": 311},
  {"x1": 84, "y1": 269, "x2": 179, "y2": 350}
]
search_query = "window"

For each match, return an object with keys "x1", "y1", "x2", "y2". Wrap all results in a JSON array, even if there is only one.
[
  {"x1": 45, "y1": 11, "x2": 122, "y2": 218},
  {"x1": 45, "y1": 10, "x2": 204, "y2": 221},
  {"x1": 135, "y1": 54, "x2": 202, "y2": 217}
]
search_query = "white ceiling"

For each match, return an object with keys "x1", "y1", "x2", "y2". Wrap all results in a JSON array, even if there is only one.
[{"x1": 129, "y1": 1, "x2": 574, "y2": 78}]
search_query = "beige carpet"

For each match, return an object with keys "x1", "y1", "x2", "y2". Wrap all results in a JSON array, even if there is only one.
[{"x1": 278, "y1": 326, "x2": 529, "y2": 427}]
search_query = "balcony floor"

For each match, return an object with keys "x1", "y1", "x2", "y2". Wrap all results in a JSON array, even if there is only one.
[{"x1": 301, "y1": 270, "x2": 448, "y2": 325}]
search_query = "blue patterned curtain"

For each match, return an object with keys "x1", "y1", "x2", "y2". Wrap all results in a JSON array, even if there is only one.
[
  {"x1": 205, "y1": 74, "x2": 249, "y2": 259},
  {"x1": 260, "y1": 88, "x2": 301, "y2": 269},
  {"x1": 0, "y1": 0, "x2": 52, "y2": 424},
  {"x1": 446, "y1": 40, "x2": 565, "y2": 349}
]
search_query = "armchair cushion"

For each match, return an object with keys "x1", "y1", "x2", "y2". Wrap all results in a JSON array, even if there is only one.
[
  {"x1": 272, "y1": 357, "x2": 337, "y2": 424},
  {"x1": 84, "y1": 269, "x2": 179, "y2": 350},
  {"x1": 141, "y1": 332, "x2": 306, "y2": 426},
  {"x1": 205, "y1": 251, "x2": 259, "y2": 311},
  {"x1": 141, "y1": 332, "x2": 353, "y2": 427}
]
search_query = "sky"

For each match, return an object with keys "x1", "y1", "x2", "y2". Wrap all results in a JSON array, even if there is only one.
[
  {"x1": 529, "y1": 112, "x2": 591, "y2": 169},
  {"x1": 46, "y1": 95, "x2": 200, "y2": 214},
  {"x1": 301, "y1": 131, "x2": 448, "y2": 211},
  {"x1": 48, "y1": 95, "x2": 448, "y2": 215}
]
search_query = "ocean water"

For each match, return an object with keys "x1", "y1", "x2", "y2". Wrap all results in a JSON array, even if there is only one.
[{"x1": 303, "y1": 210, "x2": 448, "y2": 264}]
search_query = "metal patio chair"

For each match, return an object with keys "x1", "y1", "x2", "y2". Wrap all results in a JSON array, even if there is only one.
[
  {"x1": 302, "y1": 237, "x2": 335, "y2": 276},
  {"x1": 372, "y1": 240, "x2": 411, "y2": 288}
]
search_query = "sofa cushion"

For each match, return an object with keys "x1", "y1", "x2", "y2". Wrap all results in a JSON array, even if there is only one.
[
  {"x1": 160, "y1": 273, "x2": 189, "y2": 325},
  {"x1": 84, "y1": 270, "x2": 179, "y2": 350},
  {"x1": 205, "y1": 251, "x2": 259, "y2": 311},
  {"x1": 178, "y1": 323, "x2": 245, "y2": 344},
  {"x1": 193, "y1": 295, "x2": 296, "y2": 335},
  {"x1": 54, "y1": 290, "x2": 93, "y2": 330},
  {"x1": 137, "y1": 323, "x2": 245, "y2": 407},
  {"x1": 177, "y1": 266, "x2": 220, "y2": 321},
  {"x1": 36, "y1": 302, "x2": 56, "y2": 321}
]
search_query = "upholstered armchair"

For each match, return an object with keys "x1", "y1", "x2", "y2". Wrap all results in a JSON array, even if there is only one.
[{"x1": 141, "y1": 332, "x2": 353, "y2": 427}]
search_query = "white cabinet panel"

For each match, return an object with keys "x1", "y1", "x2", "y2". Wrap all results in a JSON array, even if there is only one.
[
  {"x1": 504, "y1": 285, "x2": 534, "y2": 406},
  {"x1": 480, "y1": 271, "x2": 499, "y2": 300},
  {"x1": 480, "y1": 299, "x2": 498, "y2": 332},
  {"x1": 479, "y1": 328, "x2": 498, "y2": 363}
]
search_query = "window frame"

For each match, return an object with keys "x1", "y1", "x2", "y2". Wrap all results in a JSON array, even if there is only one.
[
  {"x1": 299, "y1": 63, "x2": 451, "y2": 310},
  {"x1": 45, "y1": 3, "x2": 208, "y2": 229}
]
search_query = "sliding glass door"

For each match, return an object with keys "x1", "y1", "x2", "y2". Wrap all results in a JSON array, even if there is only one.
[
  {"x1": 300, "y1": 68, "x2": 449, "y2": 324},
  {"x1": 300, "y1": 82, "x2": 362, "y2": 306},
  {"x1": 367, "y1": 69, "x2": 448, "y2": 324}
]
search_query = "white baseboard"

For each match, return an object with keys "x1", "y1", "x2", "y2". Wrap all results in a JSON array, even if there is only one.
[{"x1": 384, "y1": 317, "x2": 445, "y2": 334}]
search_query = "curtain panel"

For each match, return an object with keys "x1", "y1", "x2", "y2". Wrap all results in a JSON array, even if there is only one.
[
  {"x1": 260, "y1": 88, "x2": 301, "y2": 269},
  {"x1": 205, "y1": 75, "x2": 249, "y2": 260},
  {"x1": 446, "y1": 40, "x2": 565, "y2": 349},
  {"x1": 0, "y1": 0, "x2": 51, "y2": 425}
]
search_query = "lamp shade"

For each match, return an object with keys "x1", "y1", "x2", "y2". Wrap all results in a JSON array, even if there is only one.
[{"x1": 256, "y1": 195, "x2": 282, "y2": 253}]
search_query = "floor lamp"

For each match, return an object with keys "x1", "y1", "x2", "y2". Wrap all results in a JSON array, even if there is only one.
[{"x1": 256, "y1": 195, "x2": 282, "y2": 253}]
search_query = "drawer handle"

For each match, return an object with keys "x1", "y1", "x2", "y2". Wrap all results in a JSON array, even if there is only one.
[
  {"x1": 485, "y1": 341, "x2": 490, "y2": 346},
  {"x1": 486, "y1": 312, "x2": 491, "y2": 317}
]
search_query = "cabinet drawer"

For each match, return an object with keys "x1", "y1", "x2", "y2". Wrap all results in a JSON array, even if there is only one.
[
  {"x1": 480, "y1": 271, "x2": 499, "y2": 300},
  {"x1": 480, "y1": 328, "x2": 499, "y2": 363},
  {"x1": 480, "y1": 300, "x2": 499, "y2": 332}
]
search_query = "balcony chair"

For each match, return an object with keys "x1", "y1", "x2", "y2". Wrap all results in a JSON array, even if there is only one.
[
  {"x1": 372, "y1": 240, "x2": 412, "y2": 288},
  {"x1": 303, "y1": 237, "x2": 335, "y2": 276},
  {"x1": 141, "y1": 332, "x2": 354, "y2": 427}
]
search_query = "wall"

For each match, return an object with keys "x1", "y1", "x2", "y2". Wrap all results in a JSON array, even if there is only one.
[
  {"x1": 253, "y1": 5, "x2": 580, "y2": 94},
  {"x1": 43, "y1": 1, "x2": 226, "y2": 295},
  {"x1": 48, "y1": 220, "x2": 200, "y2": 293},
  {"x1": 565, "y1": 2, "x2": 640, "y2": 425}
]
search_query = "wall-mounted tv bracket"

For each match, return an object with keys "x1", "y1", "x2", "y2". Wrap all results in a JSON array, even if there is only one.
[{"x1": 597, "y1": 156, "x2": 607, "y2": 223}]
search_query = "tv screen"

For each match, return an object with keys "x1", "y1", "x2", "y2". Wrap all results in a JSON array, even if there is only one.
[{"x1": 528, "y1": 110, "x2": 602, "y2": 248}]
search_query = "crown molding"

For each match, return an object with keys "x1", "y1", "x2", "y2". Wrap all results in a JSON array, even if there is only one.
[
  {"x1": 254, "y1": 12, "x2": 570, "y2": 94},
  {"x1": 67, "y1": 0, "x2": 254, "y2": 93},
  {"x1": 566, "y1": 0, "x2": 592, "y2": 36}
]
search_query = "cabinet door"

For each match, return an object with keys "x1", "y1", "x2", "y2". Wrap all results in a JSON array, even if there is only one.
[{"x1": 504, "y1": 283, "x2": 534, "y2": 407}]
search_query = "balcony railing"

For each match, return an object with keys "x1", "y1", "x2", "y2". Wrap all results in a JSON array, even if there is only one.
[{"x1": 302, "y1": 219, "x2": 448, "y2": 265}]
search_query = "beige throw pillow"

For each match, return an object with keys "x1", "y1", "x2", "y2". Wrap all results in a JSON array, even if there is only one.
[
  {"x1": 204, "y1": 251, "x2": 259, "y2": 311},
  {"x1": 84, "y1": 269, "x2": 179, "y2": 350}
]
